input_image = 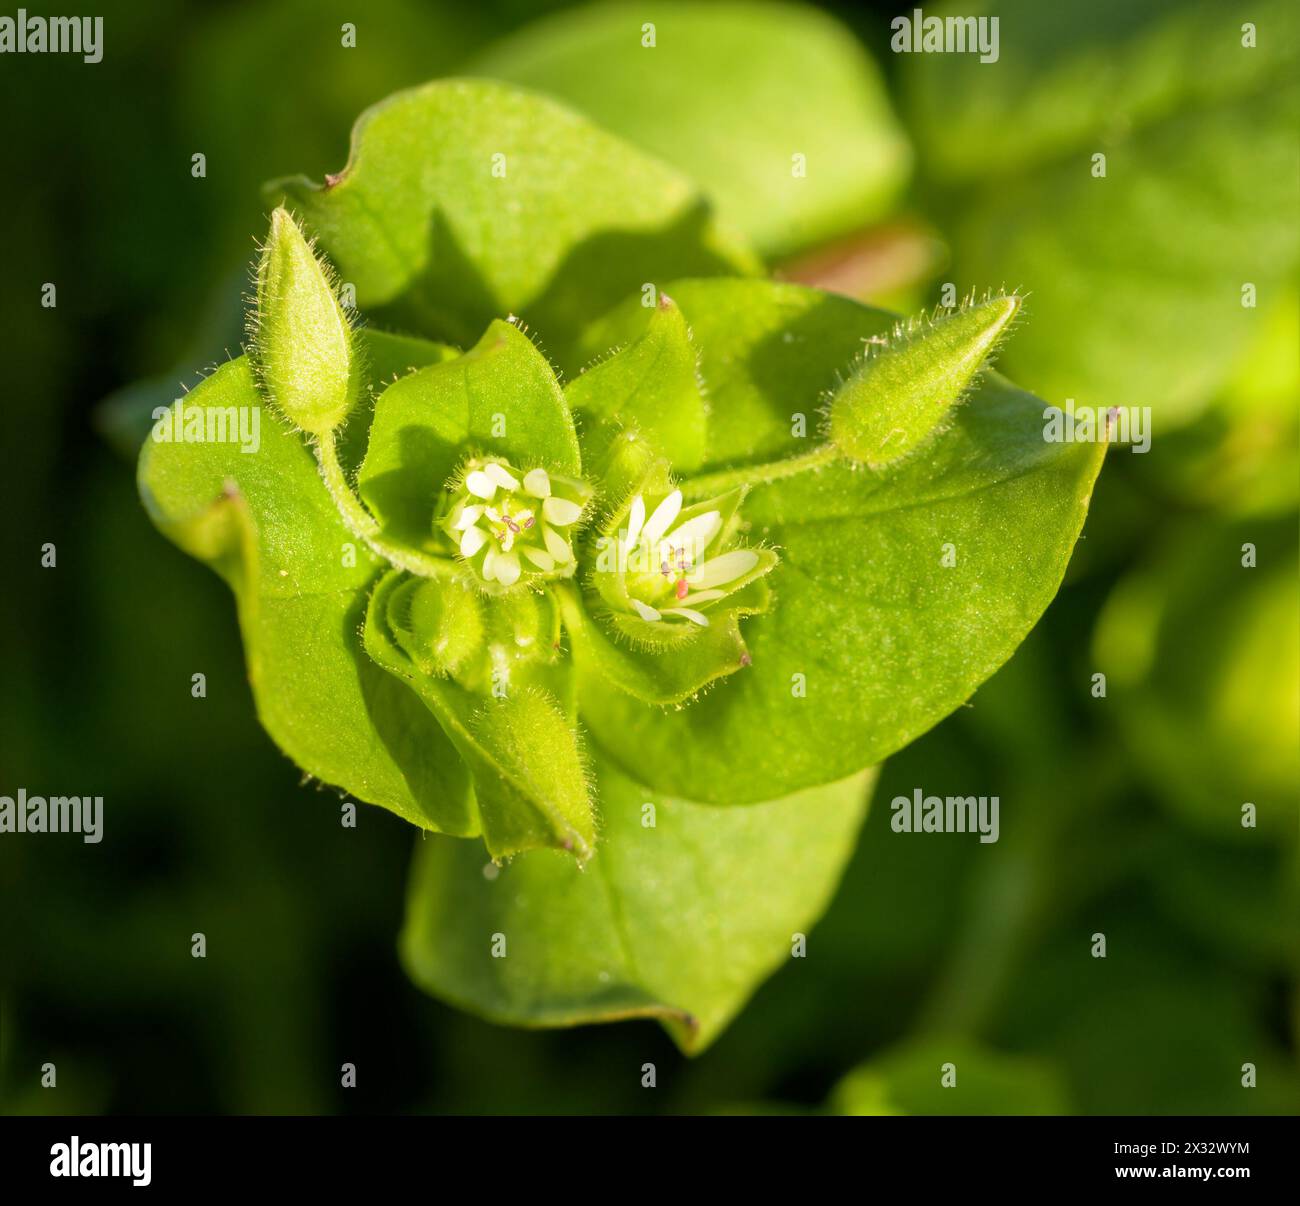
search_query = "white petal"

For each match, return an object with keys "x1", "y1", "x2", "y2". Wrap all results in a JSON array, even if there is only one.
[
  {"x1": 543, "y1": 496, "x2": 584, "y2": 526},
  {"x1": 484, "y1": 462, "x2": 520, "y2": 491},
  {"x1": 666, "y1": 510, "x2": 721, "y2": 558},
  {"x1": 459, "y1": 526, "x2": 487, "y2": 557},
  {"x1": 662, "y1": 607, "x2": 709, "y2": 627},
  {"x1": 689, "y1": 548, "x2": 759, "y2": 589},
  {"x1": 623, "y1": 494, "x2": 646, "y2": 552},
  {"x1": 465, "y1": 470, "x2": 496, "y2": 500},
  {"x1": 522, "y1": 547, "x2": 555, "y2": 572},
  {"x1": 543, "y1": 525, "x2": 573, "y2": 563},
  {"x1": 493, "y1": 551, "x2": 521, "y2": 586},
  {"x1": 630, "y1": 599, "x2": 662, "y2": 622},
  {"x1": 481, "y1": 548, "x2": 498, "y2": 579},
  {"x1": 641, "y1": 490, "x2": 682, "y2": 547},
  {"x1": 522, "y1": 468, "x2": 551, "y2": 498},
  {"x1": 454, "y1": 505, "x2": 484, "y2": 530},
  {"x1": 681, "y1": 589, "x2": 726, "y2": 605}
]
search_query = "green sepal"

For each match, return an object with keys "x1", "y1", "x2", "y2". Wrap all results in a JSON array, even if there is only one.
[{"x1": 365, "y1": 569, "x2": 594, "y2": 862}]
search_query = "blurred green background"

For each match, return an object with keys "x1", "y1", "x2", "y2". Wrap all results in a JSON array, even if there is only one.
[{"x1": 1, "y1": 0, "x2": 1295, "y2": 1114}]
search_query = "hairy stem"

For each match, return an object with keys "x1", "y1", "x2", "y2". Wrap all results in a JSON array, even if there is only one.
[
  {"x1": 679, "y1": 443, "x2": 840, "y2": 500},
  {"x1": 315, "y1": 430, "x2": 456, "y2": 579}
]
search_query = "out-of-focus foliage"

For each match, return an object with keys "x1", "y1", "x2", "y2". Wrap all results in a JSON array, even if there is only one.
[
  {"x1": 904, "y1": 0, "x2": 1300, "y2": 428},
  {"x1": 474, "y1": 1, "x2": 911, "y2": 259},
  {"x1": 832, "y1": 1039, "x2": 1069, "y2": 1115}
]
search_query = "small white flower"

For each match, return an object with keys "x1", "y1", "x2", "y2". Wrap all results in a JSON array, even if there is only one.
[
  {"x1": 443, "y1": 457, "x2": 590, "y2": 588},
  {"x1": 611, "y1": 489, "x2": 764, "y2": 627}
]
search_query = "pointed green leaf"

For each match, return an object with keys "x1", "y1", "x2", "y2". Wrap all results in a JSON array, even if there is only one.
[
  {"x1": 401, "y1": 752, "x2": 875, "y2": 1053},
  {"x1": 358, "y1": 319, "x2": 580, "y2": 551},
  {"x1": 566, "y1": 292, "x2": 708, "y2": 471},
  {"x1": 267, "y1": 79, "x2": 758, "y2": 362},
  {"x1": 577, "y1": 277, "x2": 896, "y2": 467}
]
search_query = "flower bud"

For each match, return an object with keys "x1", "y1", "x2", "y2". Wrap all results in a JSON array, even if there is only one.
[
  {"x1": 830, "y1": 293, "x2": 1020, "y2": 468},
  {"x1": 253, "y1": 207, "x2": 357, "y2": 436}
]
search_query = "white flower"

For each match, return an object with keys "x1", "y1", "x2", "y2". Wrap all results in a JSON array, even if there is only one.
[
  {"x1": 443, "y1": 459, "x2": 588, "y2": 587},
  {"x1": 614, "y1": 489, "x2": 761, "y2": 627}
]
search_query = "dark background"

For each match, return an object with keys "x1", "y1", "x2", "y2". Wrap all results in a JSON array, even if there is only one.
[{"x1": 1, "y1": 0, "x2": 1295, "y2": 1114}]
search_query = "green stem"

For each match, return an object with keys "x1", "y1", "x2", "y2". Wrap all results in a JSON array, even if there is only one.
[
  {"x1": 679, "y1": 443, "x2": 840, "y2": 500},
  {"x1": 315, "y1": 430, "x2": 456, "y2": 580}
]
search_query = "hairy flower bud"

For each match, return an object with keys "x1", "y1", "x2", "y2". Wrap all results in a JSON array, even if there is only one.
[{"x1": 253, "y1": 207, "x2": 358, "y2": 436}]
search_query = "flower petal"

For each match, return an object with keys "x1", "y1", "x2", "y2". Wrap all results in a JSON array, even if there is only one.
[
  {"x1": 641, "y1": 490, "x2": 683, "y2": 547},
  {"x1": 543, "y1": 496, "x2": 584, "y2": 526},
  {"x1": 484, "y1": 462, "x2": 520, "y2": 491},
  {"x1": 522, "y1": 468, "x2": 551, "y2": 498},
  {"x1": 662, "y1": 607, "x2": 710, "y2": 627},
  {"x1": 454, "y1": 505, "x2": 484, "y2": 530},
  {"x1": 543, "y1": 525, "x2": 573, "y2": 563},
  {"x1": 689, "y1": 548, "x2": 759, "y2": 589},
  {"x1": 465, "y1": 470, "x2": 496, "y2": 500},
  {"x1": 681, "y1": 589, "x2": 727, "y2": 606},
  {"x1": 666, "y1": 510, "x2": 721, "y2": 559},
  {"x1": 522, "y1": 546, "x2": 555, "y2": 572},
  {"x1": 493, "y1": 551, "x2": 522, "y2": 586},
  {"x1": 623, "y1": 494, "x2": 646, "y2": 552},
  {"x1": 459, "y1": 525, "x2": 487, "y2": 557},
  {"x1": 631, "y1": 599, "x2": 662, "y2": 622}
]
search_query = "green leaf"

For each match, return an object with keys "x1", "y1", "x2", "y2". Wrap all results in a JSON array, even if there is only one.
[
  {"x1": 828, "y1": 294, "x2": 1020, "y2": 467},
  {"x1": 267, "y1": 79, "x2": 758, "y2": 362},
  {"x1": 358, "y1": 319, "x2": 581, "y2": 551},
  {"x1": 252, "y1": 207, "x2": 358, "y2": 436},
  {"x1": 473, "y1": 0, "x2": 910, "y2": 258},
  {"x1": 401, "y1": 752, "x2": 875, "y2": 1053},
  {"x1": 137, "y1": 333, "x2": 476, "y2": 834},
  {"x1": 831, "y1": 1039, "x2": 1070, "y2": 1116},
  {"x1": 366, "y1": 570, "x2": 594, "y2": 862},
  {"x1": 574, "y1": 279, "x2": 1106, "y2": 803},
  {"x1": 576, "y1": 278, "x2": 896, "y2": 468},
  {"x1": 565, "y1": 293, "x2": 708, "y2": 471},
  {"x1": 904, "y1": 0, "x2": 1300, "y2": 426}
]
